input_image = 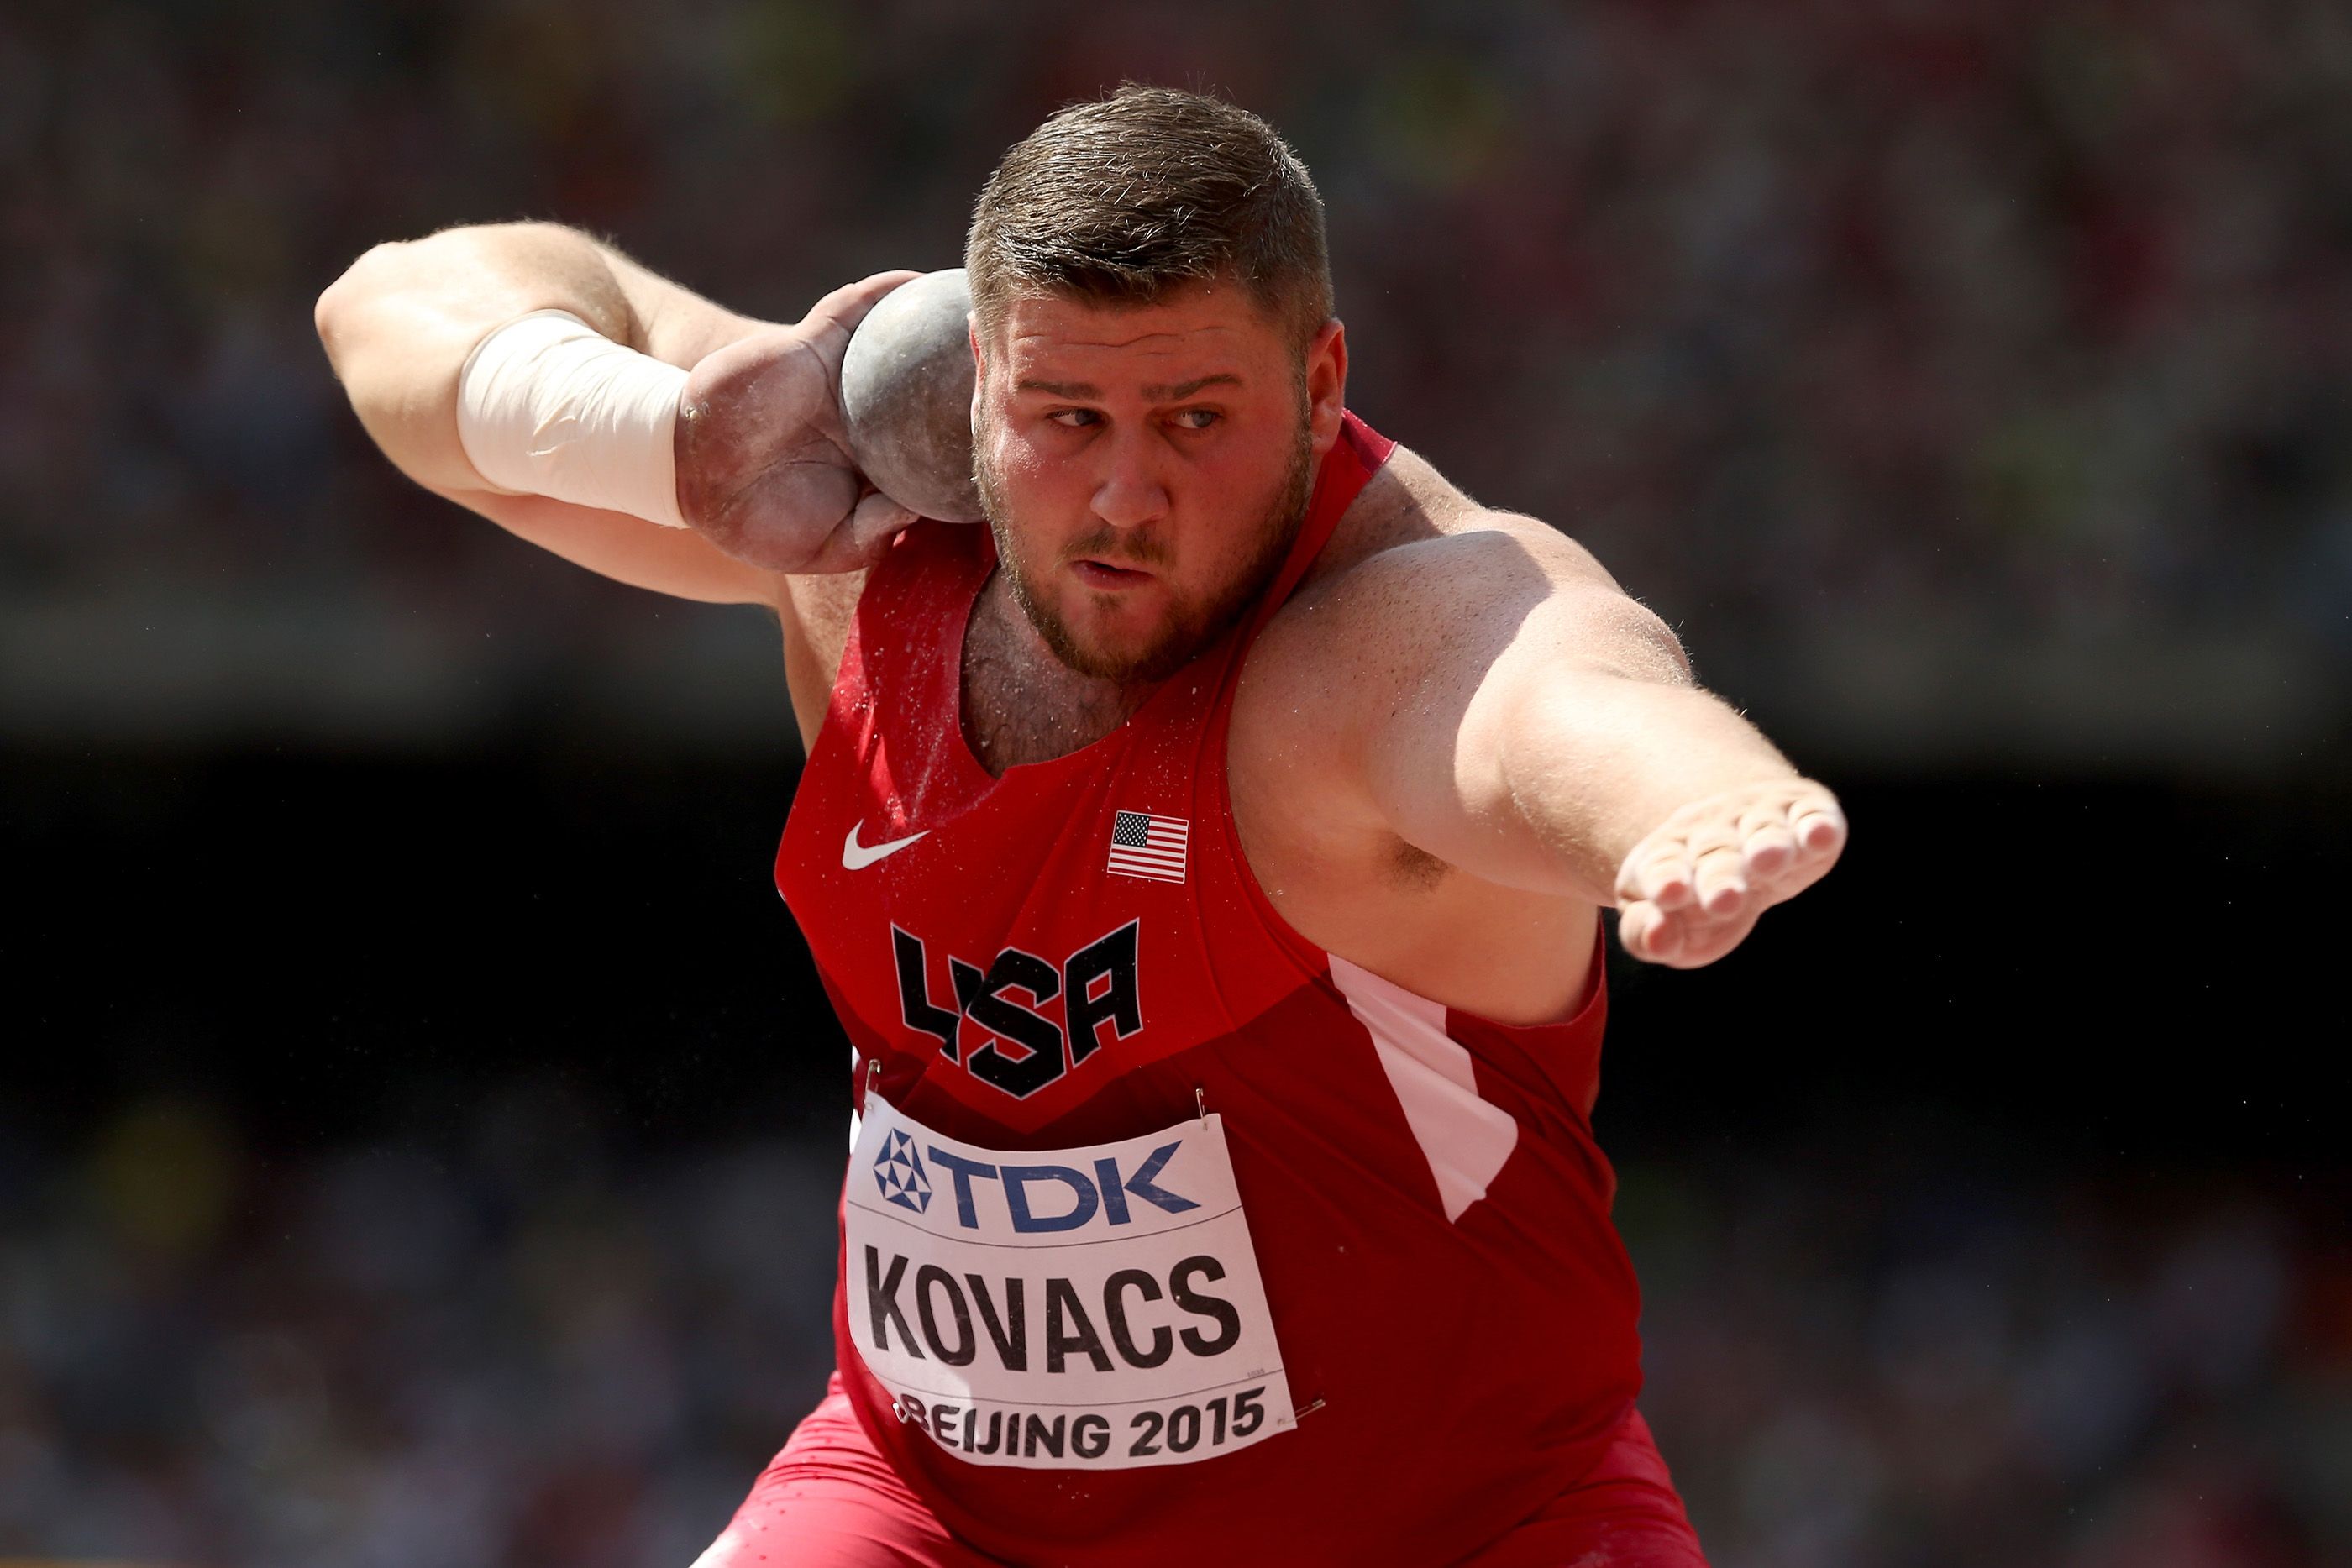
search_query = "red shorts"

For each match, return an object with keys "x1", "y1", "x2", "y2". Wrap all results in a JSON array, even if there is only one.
[{"x1": 692, "y1": 1375, "x2": 1708, "y2": 1567}]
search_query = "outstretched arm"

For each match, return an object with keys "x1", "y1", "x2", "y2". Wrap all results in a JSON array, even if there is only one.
[{"x1": 1289, "y1": 515, "x2": 1845, "y2": 968}]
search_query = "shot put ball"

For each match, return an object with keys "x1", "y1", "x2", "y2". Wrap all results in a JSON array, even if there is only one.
[{"x1": 840, "y1": 268, "x2": 984, "y2": 524}]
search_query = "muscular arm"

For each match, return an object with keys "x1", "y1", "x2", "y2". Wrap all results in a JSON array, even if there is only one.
[
  {"x1": 314, "y1": 222, "x2": 779, "y2": 604},
  {"x1": 1273, "y1": 509, "x2": 1844, "y2": 968}
]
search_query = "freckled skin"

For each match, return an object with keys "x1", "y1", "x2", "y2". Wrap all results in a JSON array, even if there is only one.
[
  {"x1": 948, "y1": 283, "x2": 1841, "y2": 1007},
  {"x1": 318, "y1": 228, "x2": 1845, "y2": 1015}
]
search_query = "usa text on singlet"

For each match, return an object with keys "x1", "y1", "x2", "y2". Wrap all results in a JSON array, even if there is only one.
[{"x1": 775, "y1": 413, "x2": 1647, "y2": 1566}]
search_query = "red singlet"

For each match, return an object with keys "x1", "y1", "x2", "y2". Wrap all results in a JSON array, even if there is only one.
[{"x1": 747, "y1": 415, "x2": 1703, "y2": 1565}]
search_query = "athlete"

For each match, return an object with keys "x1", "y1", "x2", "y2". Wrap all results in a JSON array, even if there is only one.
[{"x1": 317, "y1": 87, "x2": 1843, "y2": 1567}]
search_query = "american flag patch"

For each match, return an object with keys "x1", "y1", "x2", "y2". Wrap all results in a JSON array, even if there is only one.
[{"x1": 1107, "y1": 810, "x2": 1189, "y2": 884}]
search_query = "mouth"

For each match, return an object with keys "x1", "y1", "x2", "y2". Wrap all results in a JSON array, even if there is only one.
[{"x1": 1071, "y1": 559, "x2": 1155, "y2": 591}]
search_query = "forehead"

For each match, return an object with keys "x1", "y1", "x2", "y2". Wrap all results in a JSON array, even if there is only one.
[{"x1": 992, "y1": 281, "x2": 1287, "y2": 387}]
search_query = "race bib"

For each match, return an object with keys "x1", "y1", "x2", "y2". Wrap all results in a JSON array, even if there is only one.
[{"x1": 847, "y1": 1093, "x2": 1297, "y2": 1469}]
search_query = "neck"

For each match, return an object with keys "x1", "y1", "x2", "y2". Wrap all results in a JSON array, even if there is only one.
[{"x1": 962, "y1": 570, "x2": 1158, "y2": 774}]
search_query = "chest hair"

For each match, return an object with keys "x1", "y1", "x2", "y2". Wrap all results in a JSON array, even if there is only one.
[{"x1": 960, "y1": 581, "x2": 1147, "y2": 774}]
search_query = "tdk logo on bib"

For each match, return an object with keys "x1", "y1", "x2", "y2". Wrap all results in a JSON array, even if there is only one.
[
  {"x1": 874, "y1": 1129, "x2": 933, "y2": 1214},
  {"x1": 847, "y1": 1094, "x2": 1299, "y2": 1471},
  {"x1": 881, "y1": 1135, "x2": 1200, "y2": 1234}
]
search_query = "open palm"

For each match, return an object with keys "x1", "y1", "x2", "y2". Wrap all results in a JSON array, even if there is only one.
[{"x1": 1614, "y1": 780, "x2": 1847, "y2": 968}]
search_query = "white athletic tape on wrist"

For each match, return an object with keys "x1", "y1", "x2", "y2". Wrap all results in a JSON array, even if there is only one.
[{"x1": 456, "y1": 308, "x2": 690, "y2": 529}]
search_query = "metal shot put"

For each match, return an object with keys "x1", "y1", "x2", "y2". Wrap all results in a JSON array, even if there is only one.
[
  {"x1": 316, "y1": 85, "x2": 1845, "y2": 1567},
  {"x1": 840, "y1": 266, "x2": 984, "y2": 524}
]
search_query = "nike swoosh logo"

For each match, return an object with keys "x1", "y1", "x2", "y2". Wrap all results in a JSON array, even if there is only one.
[{"x1": 843, "y1": 820, "x2": 929, "y2": 870}]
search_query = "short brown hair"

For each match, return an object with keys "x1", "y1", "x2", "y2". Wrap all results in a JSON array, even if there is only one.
[{"x1": 964, "y1": 85, "x2": 1334, "y2": 356}]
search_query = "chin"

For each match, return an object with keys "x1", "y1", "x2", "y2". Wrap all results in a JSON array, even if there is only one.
[{"x1": 1047, "y1": 608, "x2": 1200, "y2": 684}]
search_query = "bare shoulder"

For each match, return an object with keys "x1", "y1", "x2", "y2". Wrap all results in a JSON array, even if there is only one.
[
  {"x1": 1299, "y1": 443, "x2": 1619, "y2": 595},
  {"x1": 1249, "y1": 444, "x2": 1688, "y2": 719},
  {"x1": 1226, "y1": 444, "x2": 1641, "y2": 1020}
]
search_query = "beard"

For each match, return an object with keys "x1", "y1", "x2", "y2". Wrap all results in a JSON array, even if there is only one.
[{"x1": 972, "y1": 408, "x2": 1316, "y2": 685}]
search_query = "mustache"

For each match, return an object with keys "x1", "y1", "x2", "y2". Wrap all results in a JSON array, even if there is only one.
[{"x1": 1059, "y1": 524, "x2": 1173, "y2": 571}]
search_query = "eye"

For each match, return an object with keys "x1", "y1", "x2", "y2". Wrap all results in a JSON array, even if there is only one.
[
  {"x1": 1172, "y1": 408, "x2": 1221, "y2": 431},
  {"x1": 1048, "y1": 408, "x2": 1101, "y2": 429}
]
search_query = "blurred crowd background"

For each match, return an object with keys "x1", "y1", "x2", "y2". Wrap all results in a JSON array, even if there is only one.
[
  {"x1": 8, "y1": 0, "x2": 2349, "y2": 765},
  {"x1": 3, "y1": 1, "x2": 2347, "y2": 1565},
  {"x1": 10, "y1": 1086, "x2": 2345, "y2": 1567}
]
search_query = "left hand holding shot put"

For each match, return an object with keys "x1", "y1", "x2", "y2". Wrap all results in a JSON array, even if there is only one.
[
  {"x1": 1614, "y1": 779, "x2": 1847, "y2": 968},
  {"x1": 675, "y1": 270, "x2": 929, "y2": 574}
]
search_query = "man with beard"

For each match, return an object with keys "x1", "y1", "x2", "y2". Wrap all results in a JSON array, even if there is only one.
[{"x1": 318, "y1": 85, "x2": 1842, "y2": 1568}]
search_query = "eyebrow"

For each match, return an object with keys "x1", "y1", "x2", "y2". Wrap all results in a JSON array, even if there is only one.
[{"x1": 1013, "y1": 373, "x2": 1243, "y2": 401}]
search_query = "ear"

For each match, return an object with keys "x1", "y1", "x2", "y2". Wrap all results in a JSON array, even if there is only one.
[{"x1": 1304, "y1": 318, "x2": 1347, "y2": 459}]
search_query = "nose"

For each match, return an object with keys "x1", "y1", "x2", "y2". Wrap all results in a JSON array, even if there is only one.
[{"x1": 1089, "y1": 425, "x2": 1170, "y2": 532}]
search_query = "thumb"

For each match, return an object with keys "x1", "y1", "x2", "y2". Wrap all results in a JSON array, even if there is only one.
[
  {"x1": 801, "y1": 269, "x2": 927, "y2": 345},
  {"x1": 802, "y1": 488, "x2": 921, "y2": 574},
  {"x1": 843, "y1": 488, "x2": 922, "y2": 559}
]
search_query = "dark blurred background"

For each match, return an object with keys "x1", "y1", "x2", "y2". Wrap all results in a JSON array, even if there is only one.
[{"x1": 3, "y1": 2, "x2": 2349, "y2": 1565}]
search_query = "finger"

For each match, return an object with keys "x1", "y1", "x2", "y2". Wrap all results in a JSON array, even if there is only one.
[
  {"x1": 801, "y1": 490, "x2": 921, "y2": 574},
  {"x1": 1613, "y1": 847, "x2": 1650, "y2": 906},
  {"x1": 1735, "y1": 795, "x2": 1793, "y2": 842},
  {"x1": 1691, "y1": 843, "x2": 1748, "y2": 915},
  {"x1": 801, "y1": 270, "x2": 927, "y2": 342},
  {"x1": 1667, "y1": 906, "x2": 1761, "y2": 971},
  {"x1": 1740, "y1": 821, "x2": 1798, "y2": 878},
  {"x1": 1617, "y1": 901, "x2": 1680, "y2": 962},
  {"x1": 1629, "y1": 852, "x2": 1697, "y2": 912},
  {"x1": 1641, "y1": 908, "x2": 1685, "y2": 961},
  {"x1": 842, "y1": 489, "x2": 921, "y2": 562},
  {"x1": 1788, "y1": 803, "x2": 1847, "y2": 857},
  {"x1": 1681, "y1": 815, "x2": 1742, "y2": 856},
  {"x1": 1614, "y1": 832, "x2": 1700, "y2": 908}
]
